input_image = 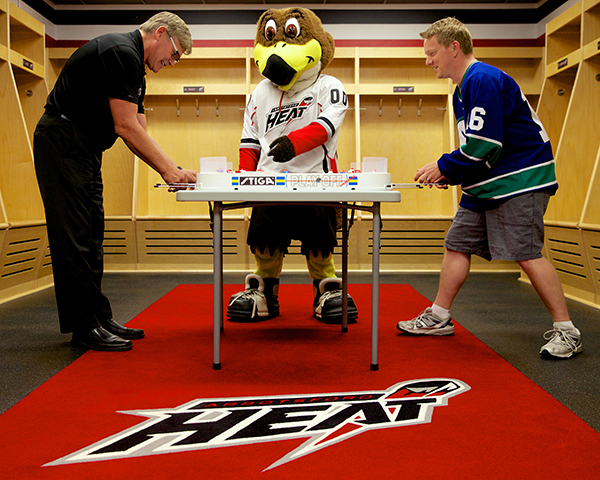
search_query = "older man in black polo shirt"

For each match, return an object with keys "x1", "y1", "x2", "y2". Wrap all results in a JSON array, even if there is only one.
[{"x1": 33, "y1": 12, "x2": 197, "y2": 351}]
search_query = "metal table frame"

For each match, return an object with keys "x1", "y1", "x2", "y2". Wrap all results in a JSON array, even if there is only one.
[{"x1": 177, "y1": 189, "x2": 401, "y2": 371}]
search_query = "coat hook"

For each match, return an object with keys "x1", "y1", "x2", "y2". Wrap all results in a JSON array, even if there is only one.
[
  {"x1": 398, "y1": 98, "x2": 402, "y2": 117},
  {"x1": 196, "y1": 98, "x2": 200, "y2": 117},
  {"x1": 176, "y1": 98, "x2": 180, "y2": 117},
  {"x1": 216, "y1": 98, "x2": 220, "y2": 117},
  {"x1": 418, "y1": 98, "x2": 422, "y2": 117},
  {"x1": 379, "y1": 98, "x2": 383, "y2": 117}
]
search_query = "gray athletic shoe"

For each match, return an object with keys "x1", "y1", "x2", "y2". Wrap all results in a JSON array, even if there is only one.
[
  {"x1": 396, "y1": 307, "x2": 454, "y2": 336},
  {"x1": 540, "y1": 327, "x2": 582, "y2": 359}
]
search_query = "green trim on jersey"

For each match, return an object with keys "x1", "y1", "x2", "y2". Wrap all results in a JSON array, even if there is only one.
[
  {"x1": 460, "y1": 135, "x2": 502, "y2": 165},
  {"x1": 462, "y1": 161, "x2": 557, "y2": 199}
]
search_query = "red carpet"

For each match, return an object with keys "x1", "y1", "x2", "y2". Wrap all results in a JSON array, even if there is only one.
[{"x1": 1, "y1": 284, "x2": 600, "y2": 479}]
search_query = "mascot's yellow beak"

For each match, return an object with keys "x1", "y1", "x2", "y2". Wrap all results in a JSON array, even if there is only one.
[{"x1": 254, "y1": 39, "x2": 322, "y2": 91}]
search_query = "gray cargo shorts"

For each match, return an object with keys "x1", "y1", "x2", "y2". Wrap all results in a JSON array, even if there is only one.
[{"x1": 445, "y1": 190, "x2": 551, "y2": 262}]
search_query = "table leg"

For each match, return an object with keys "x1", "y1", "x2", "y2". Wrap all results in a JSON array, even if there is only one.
[
  {"x1": 213, "y1": 201, "x2": 223, "y2": 370},
  {"x1": 341, "y1": 203, "x2": 348, "y2": 333},
  {"x1": 371, "y1": 202, "x2": 380, "y2": 371}
]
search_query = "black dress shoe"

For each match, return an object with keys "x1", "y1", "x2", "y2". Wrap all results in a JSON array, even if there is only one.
[
  {"x1": 101, "y1": 318, "x2": 145, "y2": 340},
  {"x1": 72, "y1": 327, "x2": 132, "y2": 351}
]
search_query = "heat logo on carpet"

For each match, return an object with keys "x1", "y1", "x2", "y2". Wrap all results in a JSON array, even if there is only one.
[{"x1": 46, "y1": 378, "x2": 469, "y2": 471}]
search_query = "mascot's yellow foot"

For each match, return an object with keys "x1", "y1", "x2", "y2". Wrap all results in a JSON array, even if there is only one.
[
  {"x1": 313, "y1": 278, "x2": 358, "y2": 324},
  {"x1": 227, "y1": 274, "x2": 280, "y2": 322}
]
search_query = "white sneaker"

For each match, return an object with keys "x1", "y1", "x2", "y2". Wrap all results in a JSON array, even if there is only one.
[
  {"x1": 396, "y1": 307, "x2": 454, "y2": 336},
  {"x1": 540, "y1": 327, "x2": 582, "y2": 359}
]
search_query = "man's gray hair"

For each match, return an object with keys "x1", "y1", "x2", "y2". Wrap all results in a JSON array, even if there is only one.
[
  {"x1": 140, "y1": 11, "x2": 192, "y2": 55},
  {"x1": 420, "y1": 17, "x2": 473, "y2": 55}
]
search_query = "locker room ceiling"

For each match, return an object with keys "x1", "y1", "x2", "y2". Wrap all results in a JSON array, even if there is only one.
[
  {"x1": 27, "y1": 0, "x2": 566, "y2": 29},
  {"x1": 41, "y1": 1, "x2": 548, "y2": 6}
]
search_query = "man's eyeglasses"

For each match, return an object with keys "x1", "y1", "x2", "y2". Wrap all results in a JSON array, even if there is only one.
[{"x1": 168, "y1": 34, "x2": 181, "y2": 63}]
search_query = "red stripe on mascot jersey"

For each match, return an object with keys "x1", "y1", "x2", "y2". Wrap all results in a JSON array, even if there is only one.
[
  {"x1": 240, "y1": 148, "x2": 259, "y2": 171},
  {"x1": 288, "y1": 121, "x2": 329, "y2": 160}
]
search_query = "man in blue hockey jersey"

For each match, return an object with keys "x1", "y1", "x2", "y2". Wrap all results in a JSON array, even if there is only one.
[{"x1": 396, "y1": 17, "x2": 582, "y2": 359}]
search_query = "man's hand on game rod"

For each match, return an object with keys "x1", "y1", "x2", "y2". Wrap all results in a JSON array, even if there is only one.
[
  {"x1": 165, "y1": 165, "x2": 197, "y2": 192},
  {"x1": 415, "y1": 162, "x2": 448, "y2": 189}
]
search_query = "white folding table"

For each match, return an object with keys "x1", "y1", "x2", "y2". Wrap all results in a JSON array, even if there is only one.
[{"x1": 176, "y1": 173, "x2": 402, "y2": 370}]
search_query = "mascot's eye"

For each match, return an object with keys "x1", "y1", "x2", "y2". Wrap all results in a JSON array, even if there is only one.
[
  {"x1": 284, "y1": 18, "x2": 301, "y2": 38},
  {"x1": 264, "y1": 19, "x2": 277, "y2": 41}
]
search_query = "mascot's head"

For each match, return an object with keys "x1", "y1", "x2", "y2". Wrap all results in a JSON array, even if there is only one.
[{"x1": 254, "y1": 7, "x2": 335, "y2": 92}]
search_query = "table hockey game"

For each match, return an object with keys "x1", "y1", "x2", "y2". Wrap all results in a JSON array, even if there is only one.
[{"x1": 176, "y1": 171, "x2": 403, "y2": 370}]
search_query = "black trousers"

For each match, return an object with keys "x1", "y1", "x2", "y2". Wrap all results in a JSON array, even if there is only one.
[{"x1": 33, "y1": 113, "x2": 112, "y2": 334}]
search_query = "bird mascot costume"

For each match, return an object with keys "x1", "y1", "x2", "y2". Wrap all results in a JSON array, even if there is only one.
[{"x1": 227, "y1": 7, "x2": 358, "y2": 324}]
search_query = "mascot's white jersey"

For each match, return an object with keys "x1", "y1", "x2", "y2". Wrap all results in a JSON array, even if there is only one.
[{"x1": 240, "y1": 74, "x2": 348, "y2": 173}]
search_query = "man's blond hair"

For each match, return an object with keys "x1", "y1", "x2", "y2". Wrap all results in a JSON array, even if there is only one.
[
  {"x1": 140, "y1": 11, "x2": 192, "y2": 55},
  {"x1": 420, "y1": 17, "x2": 473, "y2": 55}
]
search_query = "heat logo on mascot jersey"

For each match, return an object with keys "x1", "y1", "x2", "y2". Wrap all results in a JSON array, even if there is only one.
[
  {"x1": 265, "y1": 95, "x2": 315, "y2": 133},
  {"x1": 46, "y1": 379, "x2": 470, "y2": 472}
]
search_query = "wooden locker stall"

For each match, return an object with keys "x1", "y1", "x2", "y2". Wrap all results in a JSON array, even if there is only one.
[
  {"x1": 357, "y1": 48, "x2": 455, "y2": 216},
  {"x1": 323, "y1": 46, "x2": 357, "y2": 172},
  {"x1": 101, "y1": 139, "x2": 138, "y2": 269},
  {"x1": 351, "y1": 47, "x2": 454, "y2": 272},
  {"x1": 579, "y1": 0, "x2": 600, "y2": 306},
  {"x1": 0, "y1": 2, "x2": 51, "y2": 303},
  {"x1": 0, "y1": 0, "x2": 8, "y2": 290},
  {"x1": 535, "y1": 2, "x2": 588, "y2": 301},
  {"x1": 0, "y1": 0, "x2": 6, "y2": 59},
  {"x1": 137, "y1": 47, "x2": 249, "y2": 269},
  {"x1": 530, "y1": 0, "x2": 600, "y2": 308}
]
